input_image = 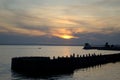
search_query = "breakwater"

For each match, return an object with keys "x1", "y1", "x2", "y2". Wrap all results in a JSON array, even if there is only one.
[
  {"x1": 11, "y1": 53, "x2": 120, "y2": 76},
  {"x1": 83, "y1": 42, "x2": 120, "y2": 50}
]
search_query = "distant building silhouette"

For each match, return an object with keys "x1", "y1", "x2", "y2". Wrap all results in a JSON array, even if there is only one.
[
  {"x1": 83, "y1": 42, "x2": 120, "y2": 50},
  {"x1": 84, "y1": 43, "x2": 91, "y2": 49},
  {"x1": 105, "y1": 42, "x2": 110, "y2": 48}
]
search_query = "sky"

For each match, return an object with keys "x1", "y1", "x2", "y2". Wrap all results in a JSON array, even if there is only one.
[{"x1": 0, "y1": 0, "x2": 120, "y2": 45}]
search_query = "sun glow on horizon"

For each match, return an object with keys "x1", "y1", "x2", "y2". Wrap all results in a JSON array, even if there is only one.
[{"x1": 61, "y1": 35, "x2": 76, "y2": 39}]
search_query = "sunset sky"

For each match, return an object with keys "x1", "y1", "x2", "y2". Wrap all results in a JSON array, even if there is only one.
[{"x1": 0, "y1": 0, "x2": 120, "y2": 45}]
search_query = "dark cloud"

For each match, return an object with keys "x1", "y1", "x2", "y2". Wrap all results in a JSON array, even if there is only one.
[{"x1": 0, "y1": 30, "x2": 120, "y2": 45}]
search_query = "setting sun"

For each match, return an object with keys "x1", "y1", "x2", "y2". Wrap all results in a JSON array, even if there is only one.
[{"x1": 61, "y1": 35, "x2": 75, "y2": 39}]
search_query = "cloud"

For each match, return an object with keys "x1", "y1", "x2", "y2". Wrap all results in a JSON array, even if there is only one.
[
  {"x1": 0, "y1": 0, "x2": 120, "y2": 44},
  {"x1": 0, "y1": 23, "x2": 46, "y2": 36},
  {"x1": 94, "y1": 0, "x2": 120, "y2": 7}
]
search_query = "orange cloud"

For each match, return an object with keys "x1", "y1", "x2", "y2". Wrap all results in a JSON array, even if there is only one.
[
  {"x1": 50, "y1": 28, "x2": 78, "y2": 39},
  {"x1": 0, "y1": 23, "x2": 46, "y2": 36},
  {"x1": 53, "y1": 18, "x2": 78, "y2": 25},
  {"x1": 11, "y1": 27, "x2": 46, "y2": 36},
  {"x1": 1, "y1": 6, "x2": 120, "y2": 39},
  {"x1": 0, "y1": 29, "x2": 8, "y2": 33}
]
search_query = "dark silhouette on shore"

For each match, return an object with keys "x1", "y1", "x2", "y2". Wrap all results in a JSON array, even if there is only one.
[
  {"x1": 11, "y1": 53, "x2": 120, "y2": 77},
  {"x1": 84, "y1": 42, "x2": 120, "y2": 50}
]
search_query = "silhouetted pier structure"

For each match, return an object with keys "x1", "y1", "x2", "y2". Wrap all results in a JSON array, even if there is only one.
[
  {"x1": 11, "y1": 53, "x2": 120, "y2": 76},
  {"x1": 84, "y1": 42, "x2": 120, "y2": 50}
]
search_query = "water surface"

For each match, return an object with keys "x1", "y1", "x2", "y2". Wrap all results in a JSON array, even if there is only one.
[{"x1": 0, "y1": 45, "x2": 120, "y2": 80}]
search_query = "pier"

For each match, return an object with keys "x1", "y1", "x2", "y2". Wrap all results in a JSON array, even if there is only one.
[
  {"x1": 83, "y1": 42, "x2": 120, "y2": 50},
  {"x1": 11, "y1": 53, "x2": 120, "y2": 76}
]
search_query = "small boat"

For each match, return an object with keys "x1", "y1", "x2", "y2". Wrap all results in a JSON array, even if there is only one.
[{"x1": 38, "y1": 48, "x2": 41, "y2": 49}]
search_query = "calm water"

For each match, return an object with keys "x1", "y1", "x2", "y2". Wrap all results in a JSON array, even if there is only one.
[{"x1": 0, "y1": 45, "x2": 120, "y2": 80}]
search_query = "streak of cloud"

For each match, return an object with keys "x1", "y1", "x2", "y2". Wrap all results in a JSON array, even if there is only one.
[{"x1": 0, "y1": 0, "x2": 120, "y2": 44}]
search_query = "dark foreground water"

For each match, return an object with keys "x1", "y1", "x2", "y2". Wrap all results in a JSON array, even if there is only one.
[{"x1": 0, "y1": 45, "x2": 120, "y2": 80}]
